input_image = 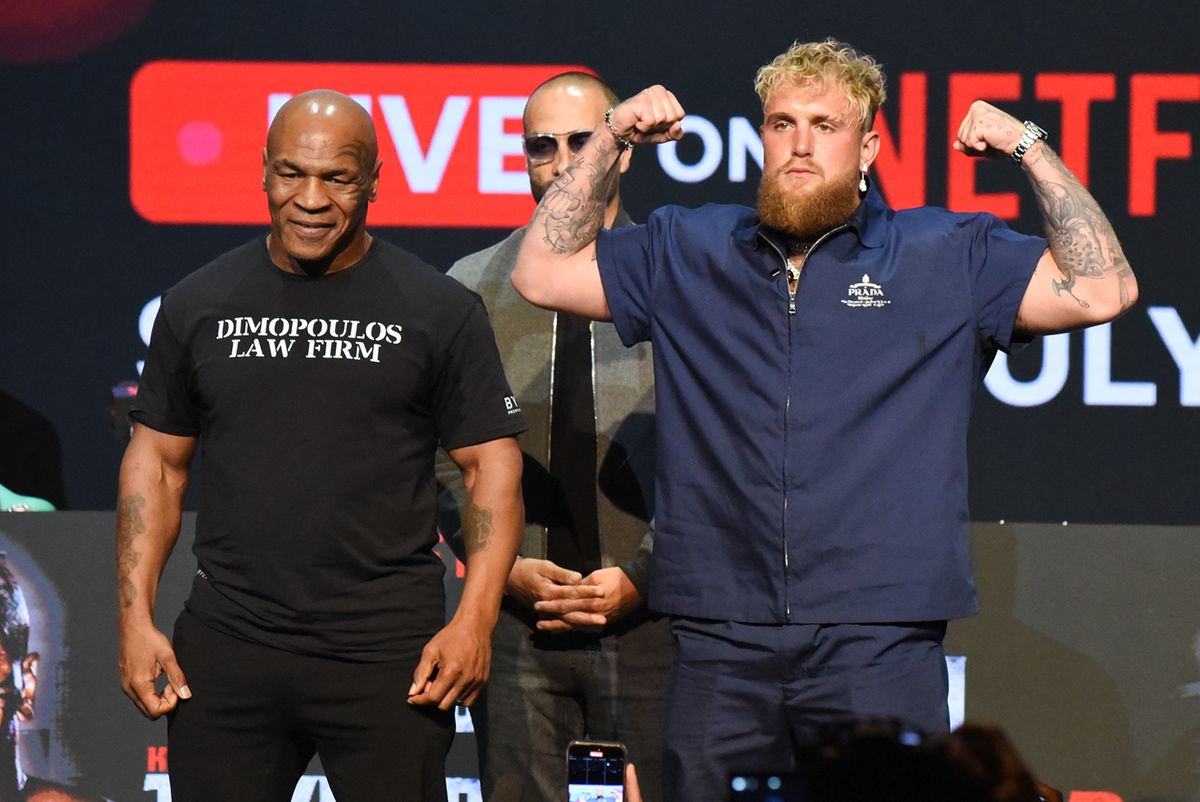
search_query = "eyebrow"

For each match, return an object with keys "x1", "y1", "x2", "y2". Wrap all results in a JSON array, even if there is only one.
[{"x1": 272, "y1": 159, "x2": 358, "y2": 178}]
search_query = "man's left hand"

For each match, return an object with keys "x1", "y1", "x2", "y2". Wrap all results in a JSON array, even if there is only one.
[
  {"x1": 953, "y1": 100, "x2": 1026, "y2": 159},
  {"x1": 407, "y1": 616, "x2": 490, "y2": 710},
  {"x1": 532, "y1": 566, "x2": 642, "y2": 633}
]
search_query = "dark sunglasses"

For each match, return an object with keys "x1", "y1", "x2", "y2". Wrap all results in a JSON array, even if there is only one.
[{"x1": 522, "y1": 129, "x2": 594, "y2": 164}]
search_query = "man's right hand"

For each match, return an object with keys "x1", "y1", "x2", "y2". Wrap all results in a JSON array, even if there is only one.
[
  {"x1": 119, "y1": 621, "x2": 191, "y2": 719},
  {"x1": 505, "y1": 557, "x2": 604, "y2": 626},
  {"x1": 607, "y1": 85, "x2": 686, "y2": 146}
]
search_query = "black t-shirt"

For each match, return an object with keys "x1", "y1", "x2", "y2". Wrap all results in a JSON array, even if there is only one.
[{"x1": 132, "y1": 237, "x2": 526, "y2": 660}]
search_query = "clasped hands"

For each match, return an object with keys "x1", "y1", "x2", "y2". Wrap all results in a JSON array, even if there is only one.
[{"x1": 506, "y1": 557, "x2": 641, "y2": 633}]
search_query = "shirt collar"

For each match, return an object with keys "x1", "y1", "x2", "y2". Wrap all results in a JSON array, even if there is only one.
[{"x1": 734, "y1": 180, "x2": 891, "y2": 252}]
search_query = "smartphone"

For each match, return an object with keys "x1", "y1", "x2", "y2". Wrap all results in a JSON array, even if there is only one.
[{"x1": 566, "y1": 739, "x2": 626, "y2": 801}]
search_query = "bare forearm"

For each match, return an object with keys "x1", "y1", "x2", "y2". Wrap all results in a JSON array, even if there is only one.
[
  {"x1": 116, "y1": 453, "x2": 186, "y2": 627},
  {"x1": 536, "y1": 128, "x2": 623, "y2": 257},
  {"x1": 454, "y1": 452, "x2": 523, "y2": 627},
  {"x1": 1022, "y1": 141, "x2": 1137, "y2": 317}
]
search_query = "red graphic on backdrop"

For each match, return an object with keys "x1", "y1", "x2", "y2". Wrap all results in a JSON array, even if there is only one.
[
  {"x1": 0, "y1": 0, "x2": 154, "y2": 64},
  {"x1": 129, "y1": 61, "x2": 591, "y2": 227}
]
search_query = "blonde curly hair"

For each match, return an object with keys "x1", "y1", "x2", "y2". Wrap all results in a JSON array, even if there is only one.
[{"x1": 755, "y1": 39, "x2": 887, "y2": 133}]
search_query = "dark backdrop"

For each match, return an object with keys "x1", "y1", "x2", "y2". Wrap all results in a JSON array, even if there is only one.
[{"x1": 1, "y1": 1, "x2": 1196, "y2": 523}]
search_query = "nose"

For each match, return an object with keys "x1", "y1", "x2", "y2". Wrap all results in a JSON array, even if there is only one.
[
  {"x1": 552, "y1": 137, "x2": 574, "y2": 175},
  {"x1": 791, "y1": 125, "x2": 813, "y2": 158},
  {"x1": 294, "y1": 176, "x2": 331, "y2": 212}
]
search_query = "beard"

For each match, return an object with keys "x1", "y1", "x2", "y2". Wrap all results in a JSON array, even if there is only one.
[{"x1": 757, "y1": 166, "x2": 862, "y2": 241}]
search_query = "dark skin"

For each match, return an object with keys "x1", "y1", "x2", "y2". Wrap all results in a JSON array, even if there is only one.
[
  {"x1": 118, "y1": 90, "x2": 523, "y2": 718},
  {"x1": 262, "y1": 90, "x2": 382, "y2": 276}
]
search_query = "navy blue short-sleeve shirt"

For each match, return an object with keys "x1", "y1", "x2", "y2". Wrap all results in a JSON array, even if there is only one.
[{"x1": 596, "y1": 185, "x2": 1045, "y2": 624}]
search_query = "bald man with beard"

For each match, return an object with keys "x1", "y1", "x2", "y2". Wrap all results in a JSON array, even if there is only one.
[{"x1": 116, "y1": 90, "x2": 526, "y2": 802}]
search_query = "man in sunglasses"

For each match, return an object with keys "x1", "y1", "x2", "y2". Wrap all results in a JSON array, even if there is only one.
[{"x1": 438, "y1": 72, "x2": 670, "y2": 802}]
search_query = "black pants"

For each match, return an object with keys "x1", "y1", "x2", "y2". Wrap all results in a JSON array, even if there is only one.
[{"x1": 167, "y1": 610, "x2": 453, "y2": 802}]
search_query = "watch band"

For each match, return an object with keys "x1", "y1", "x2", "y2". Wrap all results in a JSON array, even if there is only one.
[{"x1": 1011, "y1": 121, "x2": 1048, "y2": 165}]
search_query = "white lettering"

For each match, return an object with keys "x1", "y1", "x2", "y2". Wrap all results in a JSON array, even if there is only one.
[
  {"x1": 378, "y1": 95, "x2": 470, "y2": 193},
  {"x1": 290, "y1": 775, "x2": 335, "y2": 802},
  {"x1": 365, "y1": 321, "x2": 387, "y2": 341},
  {"x1": 478, "y1": 96, "x2": 528, "y2": 194},
  {"x1": 216, "y1": 318, "x2": 235, "y2": 339},
  {"x1": 354, "y1": 342, "x2": 382, "y2": 363},
  {"x1": 385, "y1": 323, "x2": 403, "y2": 344},
  {"x1": 657, "y1": 115, "x2": 723, "y2": 183},
  {"x1": 144, "y1": 773, "x2": 171, "y2": 801},
  {"x1": 984, "y1": 333, "x2": 1070, "y2": 406},
  {"x1": 266, "y1": 339, "x2": 296, "y2": 358},
  {"x1": 1083, "y1": 323, "x2": 1156, "y2": 406},
  {"x1": 727, "y1": 116, "x2": 763, "y2": 182},
  {"x1": 309, "y1": 318, "x2": 329, "y2": 338},
  {"x1": 1147, "y1": 306, "x2": 1200, "y2": 405}
]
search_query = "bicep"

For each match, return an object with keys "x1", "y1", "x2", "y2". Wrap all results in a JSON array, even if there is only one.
[
  {"x1": 1014, "y1": 249, "x2": 1091, "y2": 335},
  {"x1": 514, "y1": 240, "x2": 612, "y2": 321},
  {"x1": 446, "y1": 437, "x2": 523, "y2": 495},
  {"x1": 120, "y1": 423, "x2": 197, "y2": 490}
]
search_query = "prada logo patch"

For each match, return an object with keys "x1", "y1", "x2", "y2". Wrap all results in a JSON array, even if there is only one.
[{"x1": 840, "y1": 274, "x2": 891, "y2": 308}]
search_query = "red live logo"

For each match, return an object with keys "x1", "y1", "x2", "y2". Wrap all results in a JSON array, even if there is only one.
[{"x1": 129, "y1": 61, "x2": 590, "y2": 227}]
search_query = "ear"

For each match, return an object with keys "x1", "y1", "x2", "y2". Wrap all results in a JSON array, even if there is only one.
[
  {"x1": 261, "y1": 147, "x2": 269, "y2": 191},
  {"x1": 860, "y1": 129, "x2": 881, "y2": 171},
  {"x1": 617, "y1": 145, "x2": 633, "y2": 176},
  {"x1": 367, "y1": 159, "x2": 382, "y2": 202}
]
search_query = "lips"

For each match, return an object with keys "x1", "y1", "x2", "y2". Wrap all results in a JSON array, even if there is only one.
[{"x1": 288, "y1": 220, "x2": 335, "y2": 237}]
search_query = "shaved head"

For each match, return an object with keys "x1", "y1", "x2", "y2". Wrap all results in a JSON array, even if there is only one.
[
  {"x1": 524, "y1": 72, "x2": 619, "y2": 130},
  {"x1": 268, "y1": 89, "x2": 378, "y2": 168}
]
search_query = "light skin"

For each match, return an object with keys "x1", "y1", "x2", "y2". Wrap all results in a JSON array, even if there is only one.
[
  {"x1": 501, "y1": 76, "x2": 641, "y2": 634},
  {"x1": 117, "y1": 90, "x2": 524, "y2": 717},
  {"x1": 512, "y1": 79, "x2": 1137, "y2": 336}
]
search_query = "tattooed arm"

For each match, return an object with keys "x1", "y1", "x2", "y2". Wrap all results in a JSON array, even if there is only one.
[
  {"x1": 512, "y1": 85, "x2": 685, "y2": 320},
  {"x1": 116, "y1": 422, "x2": 196, "y2": 718},
  {"x1": 954, "y1": 100, "x2": 1138, "y2": 334},
  {"x1": 408, "y1": 436, "x2": 523, "y2": 710}
]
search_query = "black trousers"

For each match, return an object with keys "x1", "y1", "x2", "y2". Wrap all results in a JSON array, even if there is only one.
[{"x1": 167, "y1": 610, "x2": 453, "y2": 802}]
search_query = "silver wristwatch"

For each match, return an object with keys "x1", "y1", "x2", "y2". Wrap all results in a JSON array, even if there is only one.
[{"x1": 1011, "y1": 121, "x2": 1048, "y2": 165}]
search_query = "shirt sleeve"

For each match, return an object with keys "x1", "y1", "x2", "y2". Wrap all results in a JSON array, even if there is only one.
[
  {"x1": 433, "y1": 296, "x2": 527, "y2": 451},
  {"x1": 596, "y1": 217, "x2": 658, "y2": 347},
  {"x1": 130, "y1": 294, "x2": 202, "y2": 437},
  {"x1": 966, "y1": 214, "x2": 1047, "y2": 352}
]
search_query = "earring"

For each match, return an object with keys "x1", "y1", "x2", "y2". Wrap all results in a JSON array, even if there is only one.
[{"x1": 859, "y1": 171, "x2": 868, "y2": 193}]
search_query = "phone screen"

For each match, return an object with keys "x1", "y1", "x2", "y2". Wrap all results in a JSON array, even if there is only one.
[{"x1": 567, "y1": 740, "x2": 626, "y2": 801}]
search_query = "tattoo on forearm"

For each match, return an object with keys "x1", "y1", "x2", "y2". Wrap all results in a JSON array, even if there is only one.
[
  {"x1": 463, "y1": 504, "x2": 494, "y2": 555},
  {"x1": 1027, "y1": 147, "x2": 1133, "y2": 311},
  {"x1": 116, "y1": 495, "x2": 146, "y2": 609},
  {"x1": 537, "y1": 145, "x2": 620, "y2": 255}
]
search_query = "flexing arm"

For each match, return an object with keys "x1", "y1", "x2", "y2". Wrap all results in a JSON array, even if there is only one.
[
  {"x1": 954, "y1": 101, "x2": 1138, "y2": 334},
  {"x1": 512, "y1": 86, "x2": 686, "y2": 320},
  {"x1": 408, "y1": 436, "x2": 523, "y2": 710},
  {"x1": 116, "y1": 422, "x2": 196, "y2": 719}
]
